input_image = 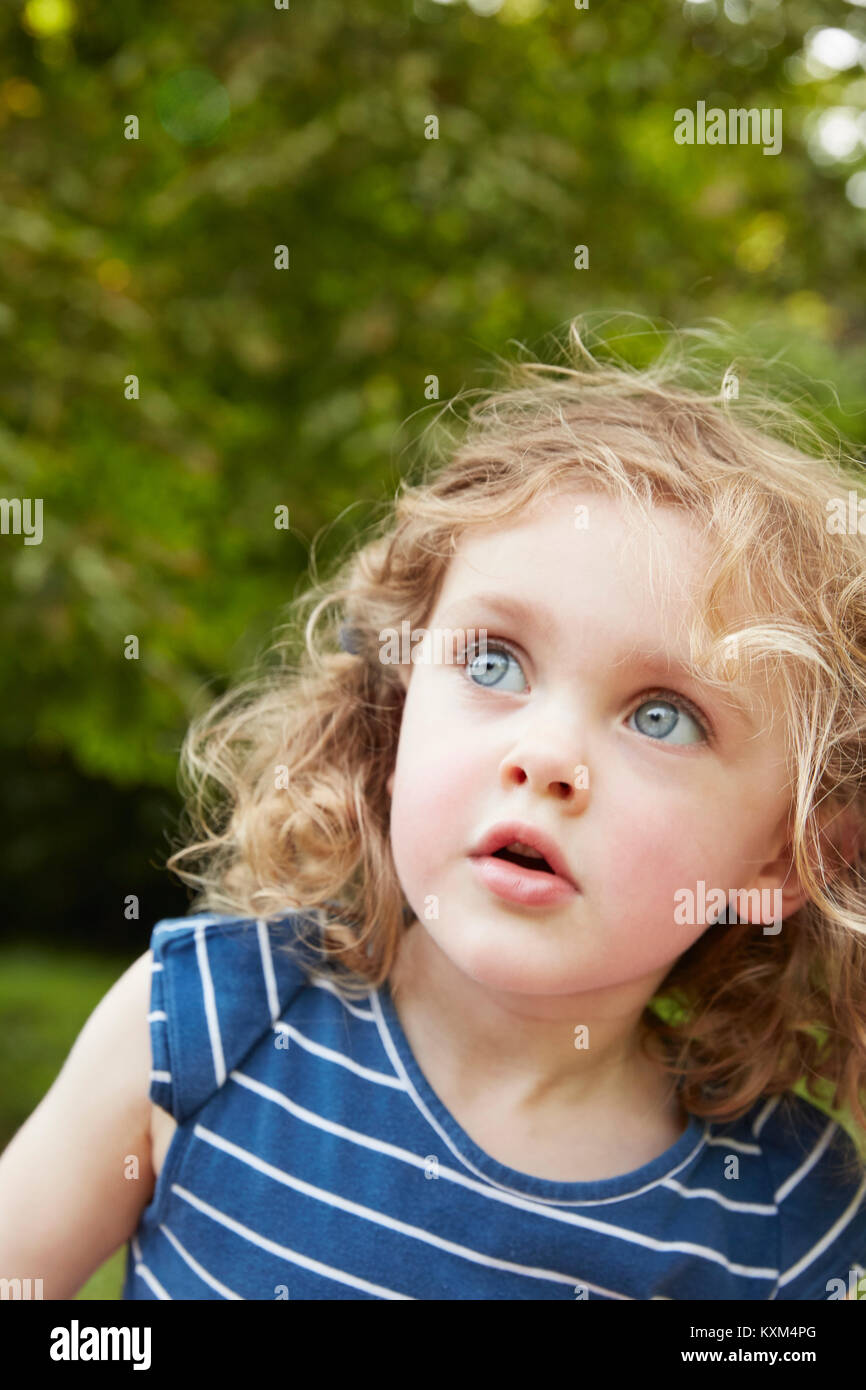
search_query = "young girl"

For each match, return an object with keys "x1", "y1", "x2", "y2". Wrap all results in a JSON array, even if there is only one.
[{"x1": 2, "y1": 321, "x2": 866, "y2": 1301}]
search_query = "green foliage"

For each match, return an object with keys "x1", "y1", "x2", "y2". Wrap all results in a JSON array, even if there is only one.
[{"x1": 77, "y1": 1246, "x2": 126, "y2": 1301}]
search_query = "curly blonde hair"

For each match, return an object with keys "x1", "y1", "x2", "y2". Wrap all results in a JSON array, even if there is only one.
[{"x1": 165, "y1": 317, "x2": 866, "y2": 1159}]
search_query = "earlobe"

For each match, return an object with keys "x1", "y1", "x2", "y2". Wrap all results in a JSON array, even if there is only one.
[
  {"x1": 772, "y1": 872, "x2": 810, "y2": 922},
  {"x1": 821, "y1": 803, "x2": 862, "y2": 875},
  {"x1": 748, "y1": 806, "x2": 864, "y2": 926},
  {"x1": 738, "y1": 840, "x2": 810, "y2": 926},
  {"x1": 733, "y1": 881, "x2": 808, "y2": 929}
]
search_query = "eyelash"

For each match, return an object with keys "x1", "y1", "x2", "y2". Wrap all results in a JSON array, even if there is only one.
[
  {"x1": 460, "y1": 639, "x2": 715, "y2": 744},
  {"x1": 635, "y1": 686, "x2": 714, "y2": 743}
]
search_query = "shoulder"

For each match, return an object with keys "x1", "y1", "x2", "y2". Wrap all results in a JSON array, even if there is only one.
[
  {"x1": 147, "y1": 910, "x2": 323, "y2": 1125},
  {"x1": 149, "y1": 909, "x2": 324, "y2": 987},
  {"x1": 750, "y1": 1091, "x2": 866, "y2": 1300}
]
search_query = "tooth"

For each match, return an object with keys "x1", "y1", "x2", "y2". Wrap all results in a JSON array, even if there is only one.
[{"x1": 506, "y1": 841, "x2": 545, "y2": 858}]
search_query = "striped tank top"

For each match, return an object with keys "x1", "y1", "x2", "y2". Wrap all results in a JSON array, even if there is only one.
[{"x1": 122, "y1": 912, "x2": 866, "y2": 1300}]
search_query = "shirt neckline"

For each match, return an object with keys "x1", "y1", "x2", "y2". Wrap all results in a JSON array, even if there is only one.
[{"x1": 374, "y1": 975, "x2": 708, "y2": 1206}]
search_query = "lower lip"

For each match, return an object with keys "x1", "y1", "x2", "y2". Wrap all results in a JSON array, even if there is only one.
[{"x1": 469, "y1": 855, "x2": 577, "y2": 907}]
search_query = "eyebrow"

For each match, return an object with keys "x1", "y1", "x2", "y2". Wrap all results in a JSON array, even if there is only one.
[{"x1": 436, "y1": 592, "x2": 760, "y2": 732}]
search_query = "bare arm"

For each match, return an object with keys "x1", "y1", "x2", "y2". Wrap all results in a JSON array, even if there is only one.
[{"x1": 0, "y1": 948, "x2": 158, "y2": 1299}]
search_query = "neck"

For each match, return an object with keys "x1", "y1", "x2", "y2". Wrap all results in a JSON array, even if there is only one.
[{"x1": 388, "y1": 920, "x2": 683, "y2": 1122}]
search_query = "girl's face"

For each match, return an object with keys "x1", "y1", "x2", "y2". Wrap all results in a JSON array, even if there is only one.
[{"x1": 386, "y1": 488, "x2": 806, "y2": 999}]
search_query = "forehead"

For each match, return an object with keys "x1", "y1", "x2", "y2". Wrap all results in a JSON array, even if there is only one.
[{"x1": 434, "y1": 489, "x2": 711, "y2": 647}]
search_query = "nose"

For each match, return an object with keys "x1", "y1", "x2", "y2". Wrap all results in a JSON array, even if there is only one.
[{"x1": 498, "y1": 724, "x2": 590, "y2": 805}]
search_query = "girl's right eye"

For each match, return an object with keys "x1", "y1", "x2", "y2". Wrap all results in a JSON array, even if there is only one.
[{"x1": 464, "y1": 641, "x2": 529, "y2": 693}]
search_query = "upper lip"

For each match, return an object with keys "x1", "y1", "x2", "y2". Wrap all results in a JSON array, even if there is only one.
[{"x1": 470, "y1": 821, "x2": 578, "y2": 888}]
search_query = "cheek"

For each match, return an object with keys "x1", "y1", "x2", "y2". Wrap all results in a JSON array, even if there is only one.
[
  {"x1": 390, "y1": 741, "x2": 474, "y2": 860},
  {"x1": 599, "y1": 801, "x2": 720, "y2": 924},
  {"x1": 388, "y1": 685, "x2": 480, "y2": 879},
  {"x1": 388, "y1": 767, "x2": 459, "y2": 905},
  {"x1": 595, "y1": 831, "x2": 712, "y2": 973},
  {"x1": 603, "y1": 794, "x2": 692, "y2": 881},
  {"x1": 600, "y1": 797, "x2": 763, "y2": 950},
  {"x1": 392, "y1": 680, "x2": 479, "y2": 808}
]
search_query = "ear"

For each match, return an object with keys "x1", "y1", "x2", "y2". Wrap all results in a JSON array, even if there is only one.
[
  {"x1": 818, "y1": 800, "x2": 862, "y2": 879},
  {"x1": 738, "y1": 801, "x2": 863, "y2": 927},
  {"x1": 736, "y1": 849, "x2": 810, "y2": 926},
  {"x1": 736, "y1": 820, "x2": 809, "y2": 926}
]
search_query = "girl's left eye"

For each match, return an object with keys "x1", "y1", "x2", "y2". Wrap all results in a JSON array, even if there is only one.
[
  {"x1": 627, "y1": 692, "x2": 709, "y2": 746},
  {"x1": 464, "y1": 641, "x2": 528, "y2": 693}
]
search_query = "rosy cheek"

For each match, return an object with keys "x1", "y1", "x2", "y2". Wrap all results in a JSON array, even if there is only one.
[
  {"x1": 395, "y1": 760, "x2": 465, "y2": 834},
  {"x1": 389, "y1": 799, "x2": 440, "y2": 904},
  {"x1": 396, "y1": 694, "x2": 475, "y2": 796},
  {"x1": 601, "y1": 827, "x2": 692, "y2": 923}
]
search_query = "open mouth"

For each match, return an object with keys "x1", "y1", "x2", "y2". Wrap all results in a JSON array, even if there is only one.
[{"x1": 490, "y1": 847, "x2": 556, "y2": 874}]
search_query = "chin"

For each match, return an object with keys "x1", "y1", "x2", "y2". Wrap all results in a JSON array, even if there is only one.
[{"x1": 441, "y1": 939, "x2": 579, "y2": 997}]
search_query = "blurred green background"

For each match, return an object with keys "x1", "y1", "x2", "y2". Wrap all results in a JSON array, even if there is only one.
[{"x1": 2, "y1": 0, "x2": 866, "y2": 1298}]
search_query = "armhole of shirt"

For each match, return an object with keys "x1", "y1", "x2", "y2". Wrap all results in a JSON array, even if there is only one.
[{"x1": 761, "y1": 1093, "x2": 866, "y2": 1300}]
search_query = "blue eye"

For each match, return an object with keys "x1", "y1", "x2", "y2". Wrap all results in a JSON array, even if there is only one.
[
  {"x1": 629, "y1": 694, "x2": 707, "y2": 746},
  {"x1": 465, "y1": 642, "x2": 528, "y2": 693},
  {"x1": 460, "y1": 649, "x2": 709, "y2": 746}
]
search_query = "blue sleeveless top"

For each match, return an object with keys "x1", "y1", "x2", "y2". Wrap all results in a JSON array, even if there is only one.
[{"x1": 121, "y1": 912, "x2": 866, "y2": 1300}]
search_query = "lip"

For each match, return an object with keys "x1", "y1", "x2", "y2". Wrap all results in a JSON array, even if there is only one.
[
  {"x1": 468, "y1": 820, "x2": 579, "y2": 907},
  {"x1": 470, "y1": 821, "x2": 578, "y2": 885},
  {"x1": 469, "y1": 855, "x2": 576, "y2": 907}
]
